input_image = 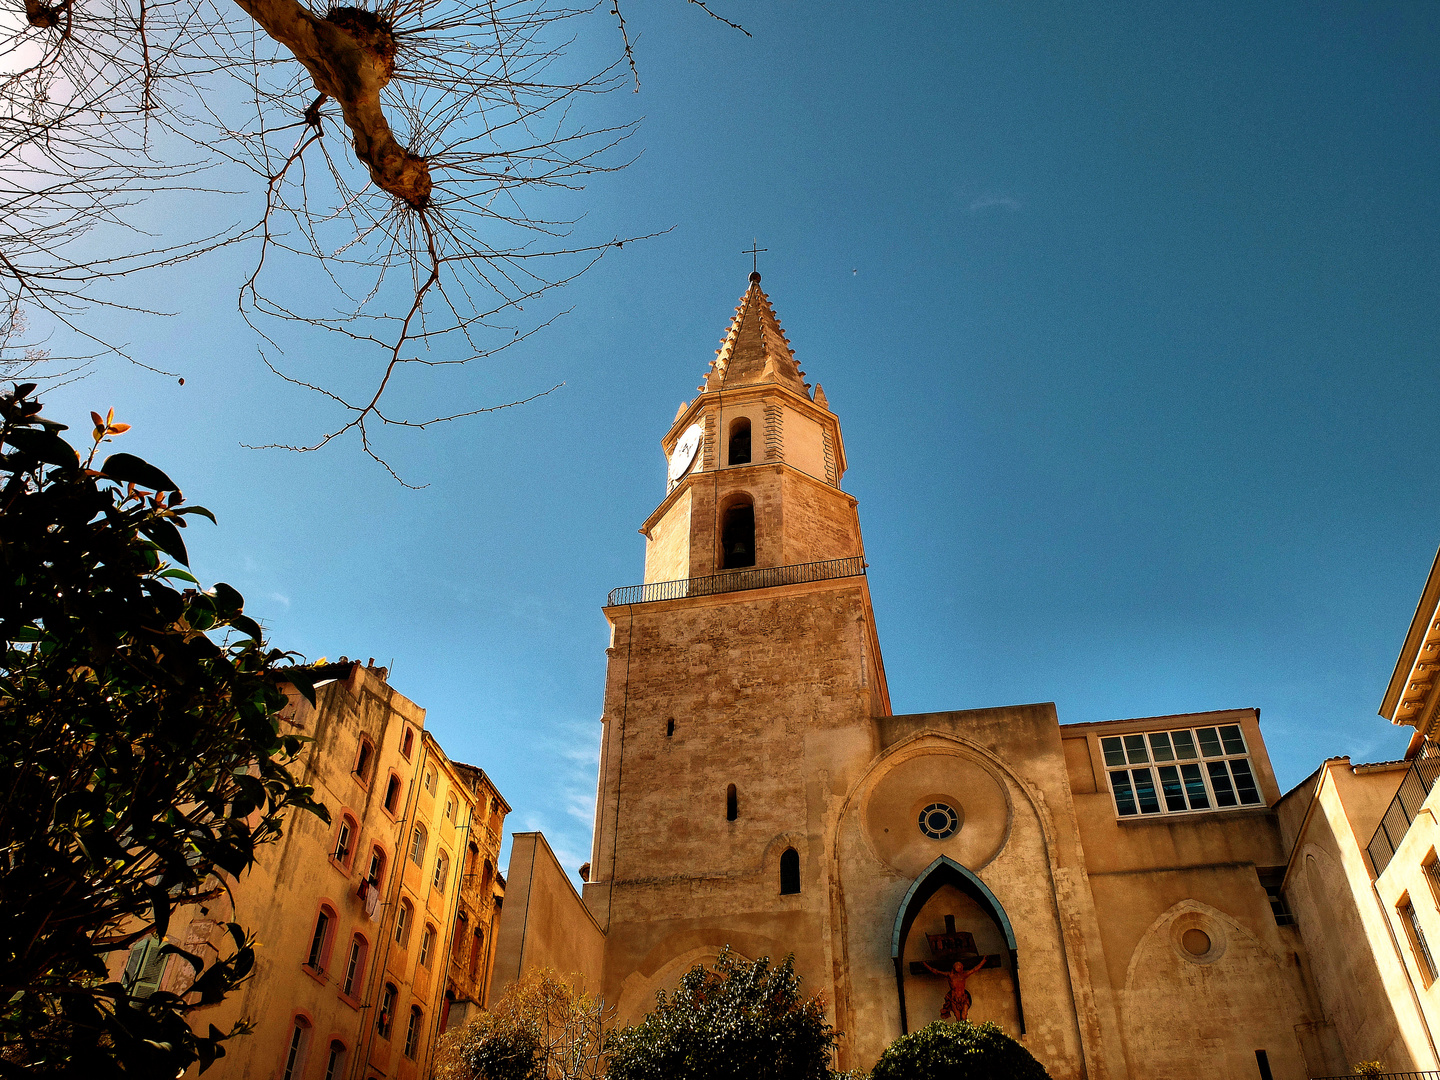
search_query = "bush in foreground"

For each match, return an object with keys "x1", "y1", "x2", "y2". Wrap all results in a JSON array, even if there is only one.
[
  {"x1": 869, "y1": 1020, "x2": 1051, "y2": 1080},
  {"x1": 606, "y1": 948, "x2": 838, "y2": 1080}
]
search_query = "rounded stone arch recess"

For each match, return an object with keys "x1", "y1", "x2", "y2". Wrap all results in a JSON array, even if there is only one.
[
  {"x1": 614, "y1": 929, "x2": 786, "y2": 1028},
  {"x1": 890, "y1": 855, "x2": 1023, "y2": 1036},
  {"x1": 1119, "y1": 899, "x2": 1310, "y2": 1080}
]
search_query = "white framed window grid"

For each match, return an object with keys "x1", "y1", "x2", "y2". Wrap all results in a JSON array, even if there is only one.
[{"x1": 1102, "y1": 724, "x2": 1263, "y2": 818}]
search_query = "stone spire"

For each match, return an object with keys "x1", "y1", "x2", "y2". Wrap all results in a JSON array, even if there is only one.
[{"x1": 699, "y1": 272, "x2": 808, "y2": 395}]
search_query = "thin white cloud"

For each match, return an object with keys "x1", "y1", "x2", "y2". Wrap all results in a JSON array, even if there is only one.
[
  {"x1": 968, "y1": 194, "x2": 1022, "y2": 212},
  {"x1": 268, "y1": 591, "x2": 292, "y2": 608}
]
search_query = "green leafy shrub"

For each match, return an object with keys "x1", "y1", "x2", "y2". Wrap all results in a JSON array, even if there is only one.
[
  {"x1": 605, "y1": 948, "x2": 838, "y2": 1080},
  {"x1": 869, "y1": 1020, "x2": 1051, "y2": 1080},
  {"x1": 0, "y1": 387, "x2": 328, "y2": 1075}
]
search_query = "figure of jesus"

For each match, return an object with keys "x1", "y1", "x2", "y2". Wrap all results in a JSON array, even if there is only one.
[{"x1": 922, "y1": 956, "x2": 987, "y2": 1021}]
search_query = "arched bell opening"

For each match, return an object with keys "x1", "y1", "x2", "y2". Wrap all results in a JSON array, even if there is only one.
[
  {"x1": 720, "y1": 496, "x2": 756, "y2": 570},
  {"x1": 890, "y1": 856, "x2": 1023, "y2": 1035},
  {"x1": 727, "y1": 417, "x2": 752, "y2": 465}
]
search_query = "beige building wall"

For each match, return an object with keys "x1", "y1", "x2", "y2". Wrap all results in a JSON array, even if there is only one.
[
  {"x1": 1276, "y1": 758, "x2": 1433, "y2": 1072},
  {"x1": 109, "y1": 662, "x2": 507, "y2": 1080},
  {"x1": 490, "y1": 832, "x2": 605, "y2": 998}
]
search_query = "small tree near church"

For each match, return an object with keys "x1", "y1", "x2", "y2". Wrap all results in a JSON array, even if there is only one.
[
  {"x1": 605, "y1": 948, "x2": 840, "y2": 1080},
  {"x1": 869, "y1": 1020, "x2": 1052, "y2": 1080}
]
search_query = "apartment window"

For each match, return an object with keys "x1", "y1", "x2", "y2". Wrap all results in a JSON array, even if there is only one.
[
  {"x1": 283, "y1": 1017, "x2": 311, "y2": 1080},
  {"x1": 120, "y1": 935, "x2": 167, "y2": 999},
  {"x1": 384, "y1": 774, "x2": 402, "y2": 815},
  {"x1": 409, "y1": 824, "x2": 427, "y2": 866},
  {"x1": 1400, "y1": 897, "x2": 1438, "y2": 984},
  {"x1": 445, "y1": 794, "x2": 456, "y2": 821},
  {"x1": 396, "y1": 900, "x2": 412, "y2": 947},
  {"x1": 419, "y1": 924, "x2": 435, "y2": 967},
  {"x1": 354, "y1": 739, "x2": 375, "y2": 784},
  {"x1": 401, "y1": 727, "x2": 415, "y2": 759},
  {"x1": 341, "y1": 935, "x2": 368, "y2": 997},
  {"x1": 452, "y1": 910, "x2": 469, "y2": 954},
  {"x1": 306, "y1": 908, "x2": 334, "y2": 971},
  {"x1": 377, "y1": 983, "x2": 397, "y2": 1038},
  {"x1": 323, "y1": 1041, "x2": 347, "y2": 1080},
  {"x1": 367, "y1": 846, "x2": 387, "y2": 890},
  {"x1": 469, "y1": 928, "x2": 484, "y2": 979},
  {"x1": 1103, "y1": 724, "x2": 1263, "y2": 819},
  {"x1": 404, "y1": 1006, "x2": 423, "y2": 1058},
  {"x1": 425, "y1": 766, "x2": 437, "y2": 795},
  {"x1": 333, "y1": 818, "x2": 355, "y2": 866},
  {"x1": 433, "y1": 850, "x2": 450, "y2": 894},
  {"x1": 1257, "y1": 867, "x2": 1295, "y2": 926},
  {"x1": 1424, "y1": 851, "x2": 1440, "y2": 908}
]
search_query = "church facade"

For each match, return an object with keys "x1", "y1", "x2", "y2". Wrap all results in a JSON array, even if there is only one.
[{"x1": 492, "y1": 274, "x2": 1440, "y2": 1079}]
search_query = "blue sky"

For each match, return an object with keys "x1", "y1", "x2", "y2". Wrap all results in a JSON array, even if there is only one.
[{"x1": 38, "y1": 1, "x2": 1440, "y2": 879}]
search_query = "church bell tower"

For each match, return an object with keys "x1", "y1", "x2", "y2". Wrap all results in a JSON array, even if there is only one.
[{"x1": 584, "y1": 271, "x2": 890, "y2": 1030}]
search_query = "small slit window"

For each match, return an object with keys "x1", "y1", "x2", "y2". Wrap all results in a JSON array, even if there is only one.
[
  {"x1": 666, "y1": 719, "x2": 675, "y2": 737},
  {"x1": 728, "y1": 417, "x2": 751, "y2": 465},
  {"x1": 726, "y1": 784, "x2": 738, "y2": 822},
  {"x1": 780, "y1": 848, "x2": 800, "y2": 895}
]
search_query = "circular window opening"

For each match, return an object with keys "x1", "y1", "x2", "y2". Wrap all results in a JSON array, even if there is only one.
[
  {"x1": 918, "y1": 802, "x2": 959, "y2": 840},
  {"x1": 1182, "y1": 929, "x2": 1211, "y2": 956}
]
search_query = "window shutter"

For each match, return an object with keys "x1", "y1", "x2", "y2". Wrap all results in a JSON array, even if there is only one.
[{"x1": 125, "y1": 937, "x2": 167, "y2": 999}]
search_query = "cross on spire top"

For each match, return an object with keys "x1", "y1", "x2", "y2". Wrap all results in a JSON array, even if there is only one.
[{"x1": 743, "y1": 239, "x2": 767, "y2": 281}]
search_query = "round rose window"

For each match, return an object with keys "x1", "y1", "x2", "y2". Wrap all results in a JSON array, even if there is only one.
[{"x1": 918, "y1": 802, "x2": 959, "y2": 840}]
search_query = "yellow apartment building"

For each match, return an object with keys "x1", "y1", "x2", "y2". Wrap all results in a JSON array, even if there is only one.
[{"x1": 111, "y1": 660, "x2": 508, "y2": 1080}]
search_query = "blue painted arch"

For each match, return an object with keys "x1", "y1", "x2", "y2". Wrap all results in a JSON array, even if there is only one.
[
  {"x1": 890, "y1": 855, "x2": 1024, "y2": 1034},
  {"x1": 890, "y1": 856, "x2": 1017, "y2": 958}
]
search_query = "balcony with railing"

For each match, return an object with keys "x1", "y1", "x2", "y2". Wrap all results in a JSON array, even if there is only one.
[
  {"x1": 1368, "y1": 740, "x2": 1440, "y2": 877},
  {"x1": 606, "y1": 556, "x2": 867, "y2": 607}
]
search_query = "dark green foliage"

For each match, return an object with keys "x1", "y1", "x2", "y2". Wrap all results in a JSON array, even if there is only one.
[
  {"x1": 869, "y1": 1021, "x2": 1051, "y2": 1080},
  {"x1": 0, "y1": 386, "x2": 329, "y2": 1077},
  {"x1": 605, "y1": 948, "x2": 839, "y2": 1080}
]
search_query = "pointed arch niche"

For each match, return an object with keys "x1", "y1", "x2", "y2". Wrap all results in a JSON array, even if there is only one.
[{"x1": 891, "y1": 855, "x2": 1023, "y2": 1035}]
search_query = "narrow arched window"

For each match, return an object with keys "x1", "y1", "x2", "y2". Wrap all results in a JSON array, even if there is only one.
[
  {"x1": 726, "y1": 784, "x2": 738, "y2": 822},
  {"x1": 433, "y1": 850, "x2": 450, "y2": 894},
  {"x1": 419, "y1": 924, "x2": 436, "y2": 967},
  {"x1": 323, "y1": 1040, "x2": 347, "y2": 1080},
  {"x1": 354, "y1": 738, "x2": 375, "y2": 784},
  {"x1": 409, "y1": 825, "x2": 427, "y2": 866},
  {"x1": 469, "y1": 927, "x2": 484, "y2": 978},
  {"x1": 282, "y1": 1016, "x2": 312, "y2": 1080},
  {"x1": 404, "y1": 1005, "x2": 423, "y2": 1058},
  {"x1": 395, "y1": 900, "x2": 412, "y2": 947},
  {"x1": 721, "y1": 499, "x2": 755, "y2": 569},
  {"x1": 728, "y1": 417, "x2": 751, "y2": 465},
  {"x1": 367, "y1": 846, "x2": 387, "y2": 890},
  {"x1": 384, "y1": 774, "x2": 402, "y2": 814},
  {"x1": 780, "y1": 848, "x2": 800, "y2": 894},
  {"x1": 377, "y1": 983, "x2": 397, "y2": 1038},
  {"x1": 401, "y1": 727, "x2": 415, "y2": 759},
  {"x1": 341, "y1": 934, "x2": 368, "y2": 997},
  {"x1": 666, "y1": 718, "x2": 675, "y2": 737}
]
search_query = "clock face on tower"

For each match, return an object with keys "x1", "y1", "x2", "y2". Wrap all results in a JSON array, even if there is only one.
[{"x1": 667, "y1": 423, "x2": 703, "y2": 484}]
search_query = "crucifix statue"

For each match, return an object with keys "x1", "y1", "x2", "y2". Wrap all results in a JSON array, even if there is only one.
[
  {"x1": 922, "y1": 956, "x2": 987, "y2": 1022},
  {"x1": 910, "y1": 915, "x2": 1002, "y2": 1022}
]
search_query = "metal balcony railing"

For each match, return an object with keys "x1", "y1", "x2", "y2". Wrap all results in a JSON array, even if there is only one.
[
  {"x1": 1368, "y1": 741, "x2": 1440, "y2": 877},
  {"x1": 607, "y1": 556, "x2": 867, "y2": 607}
]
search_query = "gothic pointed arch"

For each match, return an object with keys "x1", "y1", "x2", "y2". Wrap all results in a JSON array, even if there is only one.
[{"x1": 890, "y1": 855, "x2": 1023, "y2": 1035}]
